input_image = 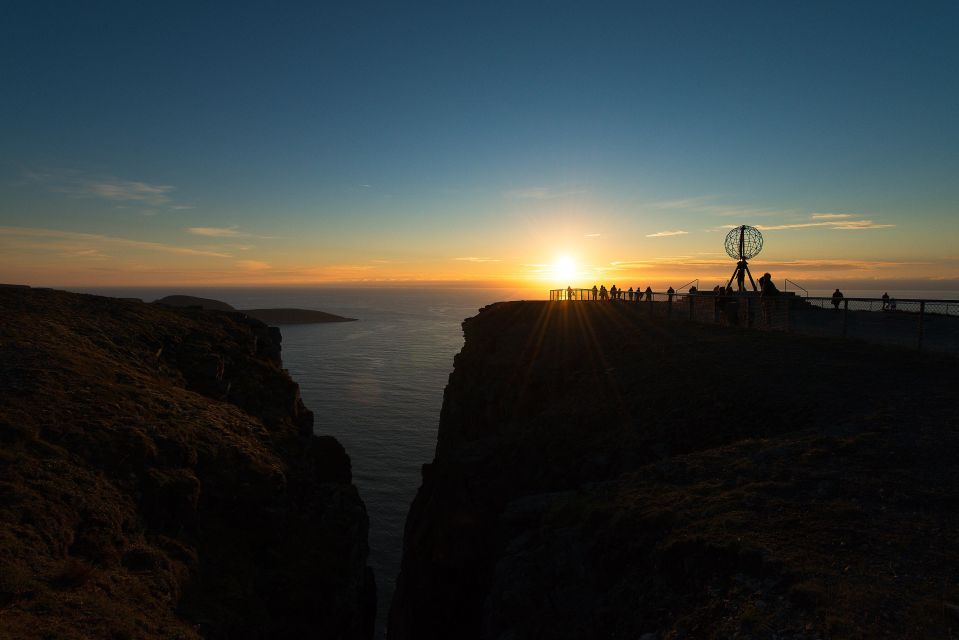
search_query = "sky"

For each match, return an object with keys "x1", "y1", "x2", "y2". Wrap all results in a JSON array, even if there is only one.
[{"x1": 2, "y1": 1, "x2": 958, "y2": 290}]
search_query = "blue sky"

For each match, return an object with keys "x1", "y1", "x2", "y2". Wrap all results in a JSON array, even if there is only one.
[{"x1": 2, "y1": 1, "x2": 957, "y2": 286}]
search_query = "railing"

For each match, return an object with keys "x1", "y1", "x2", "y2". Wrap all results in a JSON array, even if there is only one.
[
  {"x1": 784, "y1": 279, "x2": 808, "y2": 297},
  {"x1": 548, "y1": 290, "x2": 959, "y2": 354}
]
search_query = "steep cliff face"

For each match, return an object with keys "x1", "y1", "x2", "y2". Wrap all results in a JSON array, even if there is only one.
[
  {"x1": 0, "y1": 287, "x2": 374, "y2": 639},
  {"x1": 390, "y1": 301, "x2": 959, "y2": 639}
]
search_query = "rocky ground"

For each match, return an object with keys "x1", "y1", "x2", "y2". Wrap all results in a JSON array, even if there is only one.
[
  {"x1": 390, "y1": 300, "x2": 959, "y2": 639},
  {"x1": 0, "y1": 287, "x2": 374, "y2": 639}
]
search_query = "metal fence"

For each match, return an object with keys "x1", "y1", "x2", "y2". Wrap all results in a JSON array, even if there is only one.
[{"x1": 548, "y1": 290, "x2": 959, "y2": 354}]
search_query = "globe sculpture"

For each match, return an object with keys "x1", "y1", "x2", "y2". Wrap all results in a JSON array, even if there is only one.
[{"x1": 724, "y1": 225, "x2": 763, "y2": 291}]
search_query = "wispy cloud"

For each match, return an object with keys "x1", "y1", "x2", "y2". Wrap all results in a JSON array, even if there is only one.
[
  {"x1": 235, "y1": 260, "x2": 271, "y2": 271},
  {"x1": 646, "y1": 230, "x2": 689, "y2": 237},
  {"x1": 757, "y1": 218, "x2": 894, "y2": 231},
  {"x1": 646, "y1": 195, "x2": 795, "y2": 218},
  {"x1": 584, "y1": 233, "x2": 601, "y2": 238},
  {"x1": 23, "y1": 168, "x2": 179, "y2": 207},
  {"x1": 504, "y1": 186, "x2": 587, "y2": 200},
  {"x1": 187, "y1": 226, "x2": 248, "y2": 238},
  {"x1": 455, "y1": 256, "x2": 501, "y2": 263},
  {"x1": 87, "y1": 180, "x2": 173, "y2": 204},
  {"x1": 810, "y1": 213, "x2": 852, "y2": 220},
  {"x1": 0, "y1": 226, "x2": 232, "y2": 258}
]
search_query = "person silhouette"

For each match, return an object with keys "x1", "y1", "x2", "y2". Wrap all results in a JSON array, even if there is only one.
[
  {"x1": 645, "y1": 286, "x2": 652, "y2": 301},
  {"x1": 759, "y1": 272, "x2": 779, "y2": 326},
  {"x1": 567, "y1": 285, "x2": 574, "y2": 301},
  {"x1": 592, "y1": 284, "x2": 598, "y2": 301},
  {"x1": 610, "y1": 284, "x2": 618, "y2": 300},
  {"x1": 667, "y1": 286, "x2": 675, "y2": 302},
  {"x1": 600, "y1": 285, "x2": 608, "y2": 301},
  {"x1": 760, "y1": 272, "x2": 779, "y2": 296},
  {"x1": 628, "y1": 287, "x2": 634, "y2": 301},
  {"x1": 831, "y1": 288, "x2": 844, "y2": 310},
  {"x1": 881, "y1": 292, "x2": 889, "y2": 310}
]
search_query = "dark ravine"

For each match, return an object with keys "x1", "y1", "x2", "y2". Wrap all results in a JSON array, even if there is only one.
[
  {"x1": 154, "y1": 294, "x2": 357, "y2": 324},
  {"x1": 0, "y1": 287, "x2": 374, "y2": 639},
  {"x1": 390, "y1": 301, "x2": 959, "y2": 639}
]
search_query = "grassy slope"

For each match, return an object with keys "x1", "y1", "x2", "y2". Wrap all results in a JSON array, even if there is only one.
[{"x1": 0, "y1": 288, "x2": 371, "y2": 639}]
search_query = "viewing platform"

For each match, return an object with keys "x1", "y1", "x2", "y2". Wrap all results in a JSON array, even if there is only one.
[{"x1": 548, "y1": 288, "x2": 959, "y2": 354}]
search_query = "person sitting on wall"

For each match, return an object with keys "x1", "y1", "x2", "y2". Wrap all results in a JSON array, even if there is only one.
[
  {"x1": 759, "y1": 272, "x2": 780, "y2": 326},
  {"x1": 831, "y1": 288, "x2": 844, "y2": 310},
  {"x1": 760, "y1": 273, "x2": 780, "y2": 296}
]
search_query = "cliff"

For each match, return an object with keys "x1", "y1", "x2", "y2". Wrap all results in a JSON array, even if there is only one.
[
  {"x1": 390, "y1": 301, "x2": 959, "y2": 639},
  {"x1": 0, "y1": 287, "x2": 374, "y2": 639}
]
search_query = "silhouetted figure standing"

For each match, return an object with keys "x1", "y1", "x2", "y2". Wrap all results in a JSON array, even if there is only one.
[
  {"x1": 610, "y1": 285, "x2": 618, "y2": 300},
  {"x1": 759, "y1": 272, "x2": 780, "y2": 326},
  {"x1": 881, "y1": 292, "x2": 889, "y2": 310},
  {"x1": 724, "y1": 286, "x2": 739, "y2": 325},
  {"x1": 627, "y1": 287, "x2": 633, "y2": 301},
  {"x1": 831, "y1": 288, "x2": 844, "y2": 310},
  {"x1": 667, "y1": 286, "x2": 675, "y2": 302},
  {"x1": 592, "y1": 284, "x2": 598, "y2": 301},
  {"x1": 600, "y1": 285, "x2": 608, "y2": 301},
  {"x1": 645, "y1": 286, "x2": 652, "y2": 301},
  {"x1": 567, "y1": 286, "x2": 573, "y2": 301}
]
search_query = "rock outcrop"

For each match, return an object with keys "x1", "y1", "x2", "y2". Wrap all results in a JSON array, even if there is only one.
[
  {"x1": 0, "y1": 287, "x2": 374, "y2": 639},
  {"x1": 390, "y1": 300, "x2": 959, "y2": 639},
  {"x1": 154, "y1": 295, "x2": 357, "y2": 324}
]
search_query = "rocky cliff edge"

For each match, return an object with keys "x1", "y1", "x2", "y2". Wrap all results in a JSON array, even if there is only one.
[
  {"x1": 0, "y1": 287, "x2": 374, "y2": 639},
  {"x1": 390, "y1": 300, "x2": 959, "y2": 639}
]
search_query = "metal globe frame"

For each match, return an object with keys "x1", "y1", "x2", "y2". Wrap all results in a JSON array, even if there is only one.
[{"x1": 724, "y1": 225, "x2": 764, "y2": 291}]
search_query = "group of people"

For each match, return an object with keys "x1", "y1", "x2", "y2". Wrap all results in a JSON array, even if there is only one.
[
  {"x1": 573, "y1": 272, "x2": 787, "y2": 302},
  {"x1": 582, "y1": 284, "x2": 655, "y2": 301}
]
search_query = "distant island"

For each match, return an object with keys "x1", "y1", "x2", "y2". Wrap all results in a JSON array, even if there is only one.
[{"x1": 154, "y1": 294, "x2": 357, "y2": 324}]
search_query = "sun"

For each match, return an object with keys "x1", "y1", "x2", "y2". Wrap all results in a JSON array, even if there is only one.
[{"x1": 553, "y1": 255, "x2": 577, "y2": 283}]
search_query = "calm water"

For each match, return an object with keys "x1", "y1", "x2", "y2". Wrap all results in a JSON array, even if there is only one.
[{"x1": 76, "y1": 285, "x2": 535, "y2": 636}]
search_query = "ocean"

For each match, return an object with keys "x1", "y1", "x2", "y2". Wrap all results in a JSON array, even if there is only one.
[{"x1": 74, "y1": 285, "x2": 536, "y2": 636}]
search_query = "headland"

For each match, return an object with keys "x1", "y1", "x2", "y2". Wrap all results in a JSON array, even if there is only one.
[
  {"x1": 0, "y1": 287, "x2": 374, "y2": 639},
  {"x1": 155, "y1": 294, "x2": 357, "y2": 324},
  {"x1": 390, "y1": 300, "x2": 959, "y2": 638}
]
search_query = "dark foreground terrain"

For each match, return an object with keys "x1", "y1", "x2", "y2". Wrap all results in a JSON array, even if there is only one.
[
  {"x1": 390, "y1": 301, "x2": 959, "y2": 639},
  {"x1": 0, "y1": 287, "x2": 374, "y2": 639}
]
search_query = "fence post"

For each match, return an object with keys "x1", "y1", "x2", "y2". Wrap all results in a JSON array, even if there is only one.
[
  {"x1": 918, "y1": 301, "x2": 925, "y2": 352},
  {"x1": 842, "y1": 299, "x2": 849, "y2": 338}
]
